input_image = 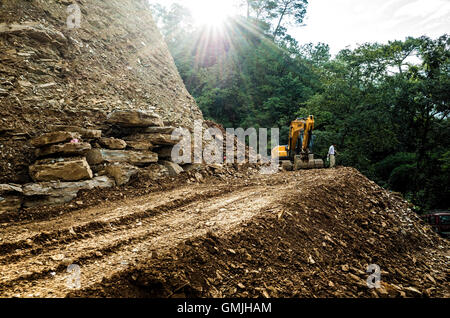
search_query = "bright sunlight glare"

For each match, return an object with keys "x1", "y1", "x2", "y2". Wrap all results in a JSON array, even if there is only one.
[{"x1": 161, "y1": 0, "x2": 238, "y2": 27}]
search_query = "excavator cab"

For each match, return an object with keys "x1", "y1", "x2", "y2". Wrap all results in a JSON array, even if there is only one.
[{"x1": 272, "y1": 115, "x2": 324, "y2": 170}]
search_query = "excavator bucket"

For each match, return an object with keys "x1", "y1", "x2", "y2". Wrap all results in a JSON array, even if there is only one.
[
  {"x1": 293, "y1": 155, "x2": 324, "y2": 170},
  {"x1": 314, "y1": 159, "x2": 325, "y2": 168}
]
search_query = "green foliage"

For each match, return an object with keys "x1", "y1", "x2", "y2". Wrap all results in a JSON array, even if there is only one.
[
  {"x1": 242, "y1": 0, "x2": 308, "y2": 39},
  {"x1": 440, "y1": 151, "x2": 450, "y2": 171},
  {"x1": 388, "y1": 164, "x2": 417, "y2": 193},
  {"x1": 150, "y1": 3, "x2": 449, "y2": 210},
  {"x1": 307, "y1": 35, "x2": 449, "y2": 209},
  {"x1": 374, "y1": 152, "x2": 416, "y2": 183}
]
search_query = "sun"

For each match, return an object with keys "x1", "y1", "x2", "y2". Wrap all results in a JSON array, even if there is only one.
[{"x1": 187, "y1": 0, "x2": 236, "y2": 27}]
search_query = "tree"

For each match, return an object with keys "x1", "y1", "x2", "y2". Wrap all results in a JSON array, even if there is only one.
[
  {"x1": 240, "y1": 0, "x2": 308, "y2": 40},
  {"x1": 242, "y1": 0, "x2": 276, "y2": 20},
  {"x1": 272, "y1": 0, "x2": 308, "y2": 39},
  {"x1": 149, "y1": 3, "x2": 194, "y2": 45},
  {"x1": 305, "y1": 35, "x2": 449, "y2": 210}
]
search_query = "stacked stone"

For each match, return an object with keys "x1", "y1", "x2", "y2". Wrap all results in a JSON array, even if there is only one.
[
  {"x1": 19, "y1": 129, "x2": 115, "y2": 208},
  {"x1": 0, "y1": 110, "x2": 189, "y2": 214},
  {"x1": 1, "y1": 129, "x2": 109, "y2": 214},
  {"x1": 136, "y1": 126, "x2": 185, "y2": 177},
  {"x1": 29, "y1": 131, "x2": 93, "y2": 182},
  {"x1": 85, "y1": 110, "x2": 180, "y2": 185},
  {"x1": 141, "y1": 126, "x2": 186, "y2": 177},
  {"x1": 107, "y1": 110, "x2": 184, "y2": 179},
  {"x1": 0, "y1": 184, "x2": 23, "y2": 216}
]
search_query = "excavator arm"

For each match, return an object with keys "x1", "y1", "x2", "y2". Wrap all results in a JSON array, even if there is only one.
[
  {"x1": 288, "y1": 115, "x2": 315, "y2": 159},
  {"x1": 272, "y1": 115, "x2": 324, "y2": 170}
]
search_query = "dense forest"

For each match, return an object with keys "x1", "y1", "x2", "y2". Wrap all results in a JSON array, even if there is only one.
[{"x1": 150, "y1": 0, "x2": 449, "y2": 212}]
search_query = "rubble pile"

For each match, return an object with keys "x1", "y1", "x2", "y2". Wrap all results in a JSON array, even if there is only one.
[
  {"x1": 0, "y1": 1, "x2": 258, "y2": 216},
  {"x1": 1, "y1": 161, "x2": 261, "y2": 224},
  {"x1": 68, "y1": 168, "x2": 449, "y2": 299},
  {"x1": 204, "y1": 120, "x2": 258, "y2": 163}
]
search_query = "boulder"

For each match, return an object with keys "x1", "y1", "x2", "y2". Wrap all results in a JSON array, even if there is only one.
[
  {"x1": 0, "y1": 184, "x2": 23, "y2": 194},
  {"x1": 126, "y1": 140, "x2": 154, "y2": 151},
  {"x1": 0, "y1": 195, "x2": 22, "y2": 214},
  {"x1": 106, "y1": 110, "x2": 164, "y2": 127},
  {"x1": 23, "y1": 176, "x2": 115, "y2": 197},
  {"x1": 31, "y1": 131, "x2": 81, "y2": 147},
  {"x1": 86, "y1": 149, "x2": 158, "y2": 166},
  {"x1": 143, "y1": 126, "x2": 176, "y2": 134},
  {"x1": 99, "y1": 138, "x2": 127, "y2": 150},
  {"x1": 50, "y1": 125, "x2": 102, "y2": 139},
  {"x1": 29, "y1": 157, "x2": 93, "y2": 182},
  {"x1": 35, "y1": 142, "x2": 92, "y2": 158},
  {"x1": 126, "y1": 133, "x2": 180, "y2": 146},
  {"x1": 22, "y1": 176, "x2": 115, "y2": 207},
  {"x1": 161, "y1": 161, "x2": 184, "y2": 177},
  {"x1": 105, "y1": 163, "x2": 139, "y2": 186},
  {"x1": 142, "y1": 164, "x2": 170, "y2": 180}
]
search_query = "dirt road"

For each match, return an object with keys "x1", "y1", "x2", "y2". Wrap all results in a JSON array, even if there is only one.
[
  {"x1": 0, "y1": 168, "x2": 293, "y2": 297},
  {"x1": 0, "y1": 168, "x2": 448, "y2": 298}
]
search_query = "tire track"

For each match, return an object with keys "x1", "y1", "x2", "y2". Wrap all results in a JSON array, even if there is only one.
[
  {"x1": 0, "y1": 179, "x2": 290, "y2": 298},
  {"x1": 0, "y1": 185, "x2": 242, "y2": 261}
]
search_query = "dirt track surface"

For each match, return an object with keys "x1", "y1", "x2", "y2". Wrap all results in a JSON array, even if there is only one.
[
  {"x1": 0, "y1": 167, "x2": 448, "y2": 298},
  {"x1": 0, "y1": 169, "x2": 286, "y2": 297}
]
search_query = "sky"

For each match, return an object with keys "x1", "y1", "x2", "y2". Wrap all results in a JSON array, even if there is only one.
[
  {"x1": 150, "y1": 0, "x2": 450, "y2": 55},
  {"x1": 295, "y1": 0, "x2": 450, "y2": 55}
]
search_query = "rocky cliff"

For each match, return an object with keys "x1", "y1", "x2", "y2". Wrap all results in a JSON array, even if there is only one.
[{"x1": 0, "y1": 0, "x2": 204, "y2": 183}]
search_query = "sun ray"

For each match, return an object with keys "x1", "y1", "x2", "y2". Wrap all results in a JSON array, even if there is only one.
[{"x1": 188, "y1": 0, "x2": 237, "y2": 27}]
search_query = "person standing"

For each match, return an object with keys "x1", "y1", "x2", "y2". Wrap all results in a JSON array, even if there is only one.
[{"x1": 328, "y1": 144, "x2": 337, "y2": 168}]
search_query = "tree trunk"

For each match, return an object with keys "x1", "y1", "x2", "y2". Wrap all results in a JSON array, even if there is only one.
[{"x1": 273, "y1": 3, "x2": 289, "y2": 39}]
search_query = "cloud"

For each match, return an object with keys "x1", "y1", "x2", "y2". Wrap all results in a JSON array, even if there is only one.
[
  {"x1": 294, "y1": 0, "x2": 450, "y2": 55},
  {"x1": 393, "y1": 0, "x2": 449, "y2": 19}
]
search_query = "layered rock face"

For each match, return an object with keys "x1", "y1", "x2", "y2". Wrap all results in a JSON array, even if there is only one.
[
  {"x1": 0, "y1": 109, "x2": 189, "y2": 213},
  {"x1": 0, "y1": 0, "x2": 204, "y2": 183}
]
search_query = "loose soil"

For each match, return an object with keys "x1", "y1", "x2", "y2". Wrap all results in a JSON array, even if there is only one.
[{"x1": 0, "y1": 167, "x2": 448, "y2": 298}]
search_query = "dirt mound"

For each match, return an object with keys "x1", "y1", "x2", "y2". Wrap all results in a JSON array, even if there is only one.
[
  {"x1": 0, "y1": 0, "x2": 203, "y2": 183},
  {"x1": 66, "y1": 167, "x2": 449, "y2": 298}
]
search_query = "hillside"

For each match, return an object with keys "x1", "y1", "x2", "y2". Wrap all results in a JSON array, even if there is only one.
[{"x1": 0, "y1": 0, "x2": 203, "y2": 184}]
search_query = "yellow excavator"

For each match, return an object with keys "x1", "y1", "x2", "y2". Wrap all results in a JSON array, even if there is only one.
[{"x1": 271, "y1": 115, "x2": 324, "y2": 170}]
